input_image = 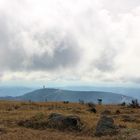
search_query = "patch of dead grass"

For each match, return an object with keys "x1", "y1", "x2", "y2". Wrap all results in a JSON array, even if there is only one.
[{"x1": 0, "y1": 101, "x2": 139, "y2": 139}]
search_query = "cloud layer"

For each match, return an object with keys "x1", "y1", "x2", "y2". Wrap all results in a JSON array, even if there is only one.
[{"x1": 0, "y1": 0, "x2": 140, "y2": 84}]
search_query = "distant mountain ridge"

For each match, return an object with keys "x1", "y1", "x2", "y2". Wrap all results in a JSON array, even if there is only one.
[
  {"x1": 62, "y1": 86, "x2": 140, "y2": 99},
  {"x1": 0, "y1": 88, "x2": 133, "y2": 104}
]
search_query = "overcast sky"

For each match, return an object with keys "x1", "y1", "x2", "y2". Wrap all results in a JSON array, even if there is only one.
[{"x1": 0, "y1": 0, "x2": 140, "y2": 86}]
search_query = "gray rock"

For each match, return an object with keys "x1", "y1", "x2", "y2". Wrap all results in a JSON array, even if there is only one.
[
  {"x1": 95, "y1": 115, "x2": 118, "y2": 136},
  {"x1": 101, "y1": 110, "x2": 111, "y2": 115},
  {"x1": 47, "y1": 113, "x2": 83, "y2": 131},
  {"x1": 88, "y1": 107, "x2": 97, "y2": 113},
  {"x1": 122, "y1": 115, "x2": 138, "y2": 122}
]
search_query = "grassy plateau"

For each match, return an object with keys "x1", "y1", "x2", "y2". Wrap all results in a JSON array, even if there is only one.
[{"x1": 0, "y1": 101, "x2": 139, "y2": 140}]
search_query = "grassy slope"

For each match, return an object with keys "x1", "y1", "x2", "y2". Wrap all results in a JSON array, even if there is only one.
[{"x1": 0, "y1": 101, "x2": 139, "y2": 140}]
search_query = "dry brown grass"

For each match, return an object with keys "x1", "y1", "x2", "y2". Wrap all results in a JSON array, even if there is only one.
[{"x1": 0, "y1": 100, "x2": 139, "y2": 140}]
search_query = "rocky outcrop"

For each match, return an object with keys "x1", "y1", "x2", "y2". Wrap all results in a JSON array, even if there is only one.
[
  {"x1": 18, "y1": 113, "x2": 83, "y2": 131},
  {"x1": 95, "y1": 115, "x2": 118, "y2": 136},
  {"x1": 47, "y1": 113, "x2": 83, "y2": 131},
  {"x1": 101, "y1": 110, "x2": 111, "y2": 115}
]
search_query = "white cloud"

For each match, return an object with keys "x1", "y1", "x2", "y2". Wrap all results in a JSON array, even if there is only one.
[{"x1": 0, "y1": 0, "x2": 140, "y2": 85}]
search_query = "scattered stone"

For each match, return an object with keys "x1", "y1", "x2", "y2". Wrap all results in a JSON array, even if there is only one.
[
  {"x1": 18, "y1": 113, "x2": 48, "y2": 129},
  {"x1": 0, "y1": 128, "x2": 6, "y2": 135},
  {"x1": 118, "y1": 124, "x2": 126, "y2": 128},
  {"x1": 101, "y1": 110, "x2": 111, "y2": 115},
  {"x1": 88, "y1": 107, "x2": 97, "y2": 113},
  {"x1": 18, "y1": 113, "x2": 83, "y2": 131},
  {"x1": 116, "y1": 110, "x2": 121, "y2": 115},
  {"x1": 47, "y1": 113, "x2": 83, "y2": 131},
  {"x1": 95, "y1": 115, "x2": 118, "y2": 136},
  {"x1": 128, "y1": 133, "x2": 140, "y2": 140},
  {"x1": 122, "y1": 115, "x2": 136, "y2": 122},
  {"x1": 87, "y1": 102, "x2": 96, "y2": 108}
]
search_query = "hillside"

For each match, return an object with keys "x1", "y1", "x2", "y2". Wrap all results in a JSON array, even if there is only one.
[
  {"x1": 2, "y1": 88, "x2": 133, "y2": 104},
  {"x1": 63, "y1": 86, "x2": 140, "y2": 99}
]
